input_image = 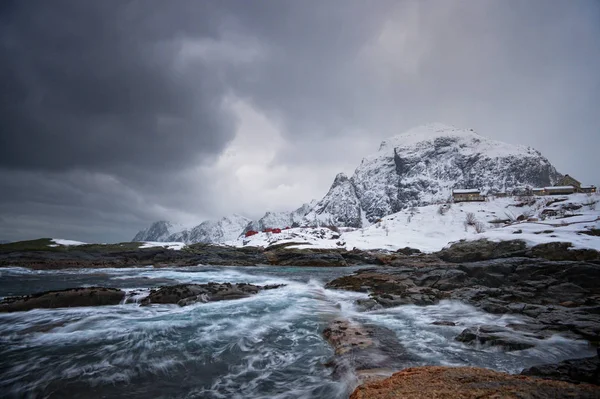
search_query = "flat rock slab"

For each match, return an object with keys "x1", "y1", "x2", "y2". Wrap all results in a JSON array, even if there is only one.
[
  {"x1": 350, "y1": 366, "x2": 600, "y2": 399},
  {"x1": 0, "y1": 287, "x2": 125, "y2": 312},
  {"x1": 521, "y1": 355, "x2": 600, "y2": 385},
  {"x1": 140, "y1": 283, "x2": 285, "y2": 306},
  {"x1": 455, "y1": 325, "x2": 538, "y2": 351}
]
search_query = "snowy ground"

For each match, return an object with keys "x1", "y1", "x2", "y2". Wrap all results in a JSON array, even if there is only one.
[
  {"x1": 228, "y1": 193, "x2": 600, "y2": 253},
  {"x1": 46, "y1": 193, "x2": 599, "y2": 254},
  {"x1": 48, "y1": 239, "x2": 87, "y2": 247},
  {"x1": 138, "y1": 241, "x2": 187, "y2": 250}
]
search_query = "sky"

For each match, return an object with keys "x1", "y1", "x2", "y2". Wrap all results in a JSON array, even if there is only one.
[{"x1": 1, "y1": 0, "x2": 599, "y2": 243}]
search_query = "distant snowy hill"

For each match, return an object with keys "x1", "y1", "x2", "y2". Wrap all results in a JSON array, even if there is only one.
[
  {"x1": 132, "y1": 221, "x2": 186, "y2": 242},
  {"x1": 133, "y1": 215, "x2": 250, "y2": 244},
  {"x1": 303, "y1": 123, "x2": 562, "y2": 227},
  {"x1": 244, "y1": 202, "x2": 316, "y2": 232}
]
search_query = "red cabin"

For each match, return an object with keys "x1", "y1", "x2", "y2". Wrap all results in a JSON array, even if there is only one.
[
  {"x1": 272, "y1": 228, "x2": 282, "y2": 234},
  {"x1": 245, "y1": 230, "x2": 258, "y2": 237}
]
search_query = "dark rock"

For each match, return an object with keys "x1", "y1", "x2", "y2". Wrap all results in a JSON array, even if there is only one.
[
  {"x1": 432, "y1": 321, "x2": 456, "y2": 326},
  {"x1": 396, "y1": 247, "x2": 422, "y2": 256},
  {"x1": 140, "y1": 283, "x2": 285, "y2": 306},
  {"x1": 265, "y1": 248, "x2": 348, "y2": 266},
  {"x1": 327, "y1": 258, "x2": 600, "y2": 342},
  {"x1": 521, "y1": 356, "x2": 600, "y2": 385},
  {"x1": 455, "y1": 325, "x2": 537, "y2": 351},
  {"x1": 0, "y1": 287, "x2": 125, "y2": 312},
  {"x1": 529, "y1": 242, "x2": 600, "y2": 261},
  {"x1": 436, "y1": 239, "x2": 527, "y2": 262}
]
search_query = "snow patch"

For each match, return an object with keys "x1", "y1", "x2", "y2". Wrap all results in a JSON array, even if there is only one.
[
  {"x1": 139, "y1": 242, "x2": 186, "y2": 250},
  {"x1": 51, "y1": 239, "x2": 87, "y2": 246}
]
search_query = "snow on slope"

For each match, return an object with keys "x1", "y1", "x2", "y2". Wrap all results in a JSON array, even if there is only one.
[
  {"x1": 306, "y1": 123, "x2": 562, "y2": 228},
  {"x1": 231, "y1": 193, "x2": 600, "y2": 253},
  {"x1": 139, "y1": 241, "x2": 186, "y2": 250},
  {"x1": 49, "y1": 239, "x2": 87, "y2": 247}
]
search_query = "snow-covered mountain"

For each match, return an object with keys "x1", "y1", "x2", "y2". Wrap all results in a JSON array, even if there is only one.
[
  {"x1": 132, "y1": 221, "x2": 187, "y2": 242},
  {"x1": 244, "y1": 202, "x2": 316, "y2": 232},
  {"x1": 133, "y1": 215, "x2": 250, "y2": 244},
  {"x1": 304, "y1": 123, "x2": 562, "y2": 227},
  {"x1": 134, "y1": 123, "x2": 564, "y2": 241}
]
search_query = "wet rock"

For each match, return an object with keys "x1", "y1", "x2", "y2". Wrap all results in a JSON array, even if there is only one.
[
  {"x1": 521, "y1": 356, "x2": 600, "y2": 385},
  {"x1": 455, "y1": 325, "x2": 537, "y2": 351},
  {"x1": 0, "y1": 287, "x2": 125, "y2": 312},
  {"x1": 436, "y1": 239, "x2": 527, "y2": 262},
  {"x1": 370, "y1": 287, "x2": 445, "y2": 307},
  {"x1": 355, "y1": 298, "x2": 383, "y2": 311},
  {"x1": 432, "y1": 321, "x2": 456, "y2": 326},
  {"x1": 323, "y1": 319, "x2": 417, "y2": 383},
  {"x1": 140, "y1": 283, "x2": 285, "y2": 306},
  {"x1": 327, "y1": 257, "x2": 600, "y2": 342},
  {"x1": 349, "y1": 366, "x2": 600, "y2": 399}
]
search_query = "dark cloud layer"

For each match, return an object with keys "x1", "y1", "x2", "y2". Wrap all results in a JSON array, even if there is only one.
[
  {"x1": 0, "y1": 1, "x2": 232, "y2": 172},
  {"x1": 0, "y1": 0, "x2": 599, "y2": 242}
]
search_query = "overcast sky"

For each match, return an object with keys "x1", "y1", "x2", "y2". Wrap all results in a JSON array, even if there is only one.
[{"x1": 1, "y1": 1, "x2": 599, "y2": 243}]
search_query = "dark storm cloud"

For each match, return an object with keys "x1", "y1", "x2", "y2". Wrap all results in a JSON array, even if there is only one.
[
  {"x1": 0, "y1": 0, "x2": 234, "y2": 171},
  {"x1": 0, "y1": 0, "x2": 599, "y2": 242}
]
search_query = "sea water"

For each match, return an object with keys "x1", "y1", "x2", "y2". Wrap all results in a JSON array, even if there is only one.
[{"x1": 0, "y1": 265, "x2": 594, "y2": 398}]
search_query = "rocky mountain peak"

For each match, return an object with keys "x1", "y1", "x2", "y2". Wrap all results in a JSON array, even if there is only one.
[{"x1": 304, "y1": 123, "x2": 562, "y2": 227}]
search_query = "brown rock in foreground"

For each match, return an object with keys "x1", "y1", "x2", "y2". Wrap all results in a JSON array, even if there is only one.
[{"x1": 349, "y1": 366, "x2": 600, "y2": 399}]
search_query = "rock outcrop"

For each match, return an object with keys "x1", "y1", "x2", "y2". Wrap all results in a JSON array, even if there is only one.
[
  {"x1": 326, "y1": 257, "x2": 600, "y2": 342},
  {"x1": 140, "y1": 283, "x2": 285, "y2": 306},
  {"x1": 436, "y1": 238, "x2": 600, "y2": 263},
  {"x1": 521, "y1": 355, "x2": 600, "y2": 385},
  {"x1": 323, "y1": 319, "x2": 417, "y2": 383},
  {"x1": 0, "y1": 287, "x2": 125, "y2": 312},
  {"x1": 0, "y1": 241, "x2": 390, "y2": 269},
  {"x1": 349, "y1": 366, "x2": 599, "y2": 399}
]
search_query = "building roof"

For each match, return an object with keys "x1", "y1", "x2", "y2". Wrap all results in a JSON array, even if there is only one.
[
  {"x1": 581, "y1": 185, "x2": 596, "y2": 189},
  {"x1": 557, "y1": 174, "x2": 581, "y2": 185},
  {"x1": 545, "y1": 186, "x2": 575, "y2": 191},
  {"x1": 453, "y1": 189, "x2": 480, "y2": 194}
]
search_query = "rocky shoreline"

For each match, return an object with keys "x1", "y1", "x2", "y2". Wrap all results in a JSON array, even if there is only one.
[
  {"x1": 3, "y1": 238, "x2": 600, "y2": 397},
  {"x1": 0, "y1": 283, "x2": 286, "y2": 312},
  {"x1": 318, "y1": 239, "x2": 600, "y2": 396},
  {"x1": 1, "y1": 237, "x2": 599, "y2": 270}
]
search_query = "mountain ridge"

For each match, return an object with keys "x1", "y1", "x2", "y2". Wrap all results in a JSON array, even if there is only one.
[{"x1": 133, "y1": 123, "x2": 563, "y2": 242}]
